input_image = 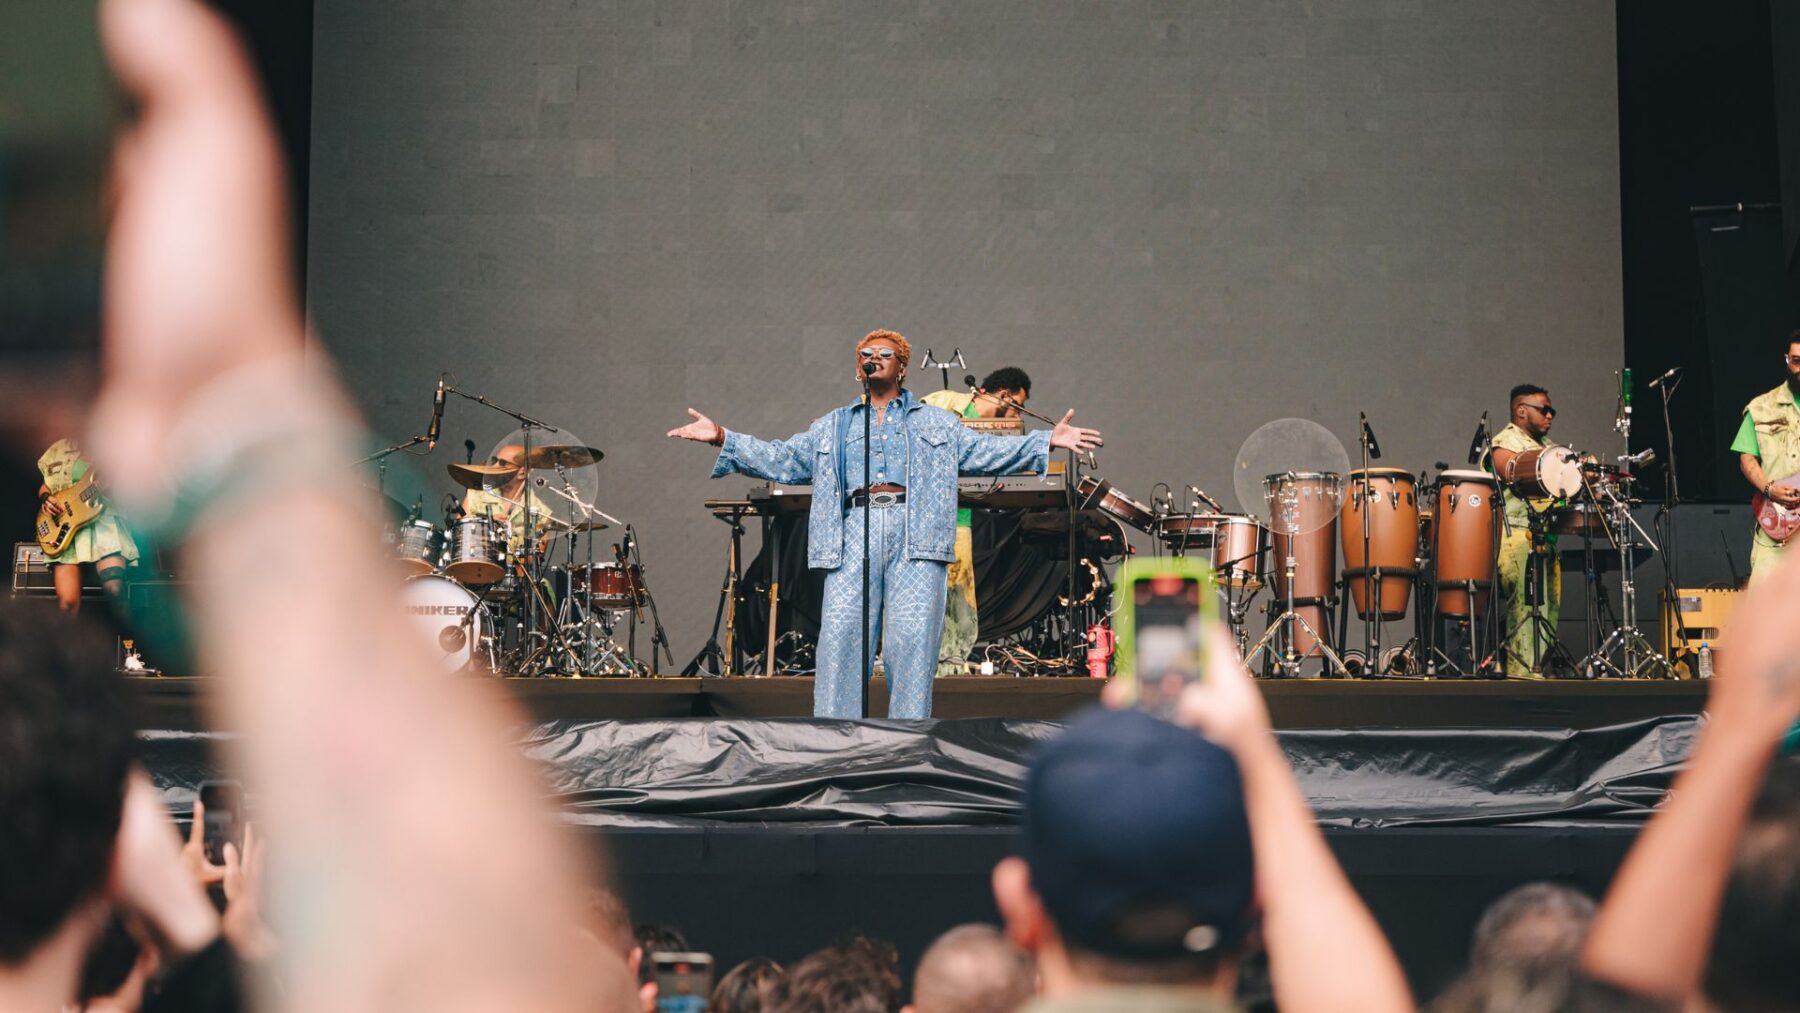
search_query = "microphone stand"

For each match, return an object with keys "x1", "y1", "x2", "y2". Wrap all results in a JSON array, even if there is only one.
[
  {"x1": 353, "y1": 434, "x2": 430, "y2": 505},
  {"x1": 1656, "y1": 372, "x2": 1692, "y2": 657},
  {"x1": 859, "y1": 368, "x2": 877, "y2": 717},
  {"x1": 445, "y1": 385, "x2": 559, "y2": 675}
]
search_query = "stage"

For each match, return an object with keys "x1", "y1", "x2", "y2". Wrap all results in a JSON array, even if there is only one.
[{"x1": 127, "y1": 673, "x2": 1707, "y2": 732}]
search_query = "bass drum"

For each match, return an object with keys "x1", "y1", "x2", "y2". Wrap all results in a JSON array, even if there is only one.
[
  {"x1": 1433, "y1": 470, "x2": 1497, "y2": 618},
  {"x1": 401, "y1": 574, "x2": 491, "y2": 672}
]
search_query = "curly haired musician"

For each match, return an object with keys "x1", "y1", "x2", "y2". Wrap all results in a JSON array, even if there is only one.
[
  {"x1": 669, "y1": 332, "x2": 1100, "y2": 719},
  {"x1": 1731, "y1": 329, "x2": 1800, "y2": 585},
  {"x1": 921, "y1": 366, "x2": 1033, "y2": 675},
  {"x1": 36, "y1": 438, "x2": 139, "y2": 615}
]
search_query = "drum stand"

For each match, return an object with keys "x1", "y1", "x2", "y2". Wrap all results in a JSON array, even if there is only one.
[
  {"x1": 1579, "y1": 479, "x2": 1674, "y2": 679},
  {"x1": 1501, "y1": 512, "x2": 1579, "y2": 678},
  {"x1": 1246, "y1": 478, "x2": 1350, "y2": 678}
]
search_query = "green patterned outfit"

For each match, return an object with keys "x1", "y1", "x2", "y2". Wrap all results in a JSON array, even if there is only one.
[
  {"x1": 1729, "y1": 382, "x2": 1800, "y2": 585},
  {"x1": 37, "y1": 439, "x2": 140, "y2": 571},
  {"x1": 1488, "y1": 423, "x2": 1560, "y2": 679},
  {"x1": 921, "y1": 389, "x2": 980, "y2": 674}
]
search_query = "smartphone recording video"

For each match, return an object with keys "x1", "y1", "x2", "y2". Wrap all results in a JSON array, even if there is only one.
[
  {"x1": 1115, "y1": 558, "x2": 1217, "y2": 719},
  {"x1": 651, "y1": 951, "x2": 713, "y2": 1013}
]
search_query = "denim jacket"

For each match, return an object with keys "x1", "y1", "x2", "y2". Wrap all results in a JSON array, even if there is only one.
[{"x1": 712, "y1": 395, "x2": 1052, "y2": 570}]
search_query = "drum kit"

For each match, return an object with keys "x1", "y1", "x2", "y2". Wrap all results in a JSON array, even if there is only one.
[
  {"x1": 382, "y1": 438, "x2": 668, "y2": 678},
  {"x1": 1076, "y1": 412, "x2": 1668, "y2": 679}
]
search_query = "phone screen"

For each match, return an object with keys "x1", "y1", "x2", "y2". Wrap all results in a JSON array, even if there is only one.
[
  {"x1": 1115, "y1": 559, "x2": 1216, "y2": 718},
  {"x1": 651, "y1": 952, "x2": 713, "y2": 1013},
  {"x1": 199, "y1": 781, "x2": 244, "y2": 865}
]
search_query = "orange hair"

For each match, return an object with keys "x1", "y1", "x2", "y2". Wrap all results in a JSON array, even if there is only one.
[{"x1": 856, "y1": 329, "x2": 911, "y2": 365}]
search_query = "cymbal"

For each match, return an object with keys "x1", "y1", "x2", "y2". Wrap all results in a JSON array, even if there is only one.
[
  {"x1": 524, "y1": 444, "x2": 604, "y2": 470},
  {"x1": 568, "y1": 518, "x2": 611, "y2": 533},
  {"x1": 447, "y1": 462, "x2": 519, "y2": 490}
]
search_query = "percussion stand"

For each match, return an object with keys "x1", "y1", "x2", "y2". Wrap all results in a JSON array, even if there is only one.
[
  {"x1": 625, "y1": 525, "x2": 675, "y2": 674},
  {"x1": 1246, "y1": 477, "x2": 1351, "y2": 678},
  {"x1": 1582, "y1": 478, "x2": 1674, "y2": 679},
  {"x1": 683, "y1": 505, "x2": 748, "y2": 677},
  {"x1": 1351, "y1": 418, "x2": 1383, "y2": 676}
]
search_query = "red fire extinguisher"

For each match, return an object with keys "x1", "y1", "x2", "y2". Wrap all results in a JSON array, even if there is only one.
[{"x1": 1086, "y1": 623, "x2": 1114, "y2": 679}]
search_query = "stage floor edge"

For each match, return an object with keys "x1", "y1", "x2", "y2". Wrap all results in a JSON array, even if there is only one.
[{"x1": 128, "y1": 675, "x2": 1705, "y2": 731}]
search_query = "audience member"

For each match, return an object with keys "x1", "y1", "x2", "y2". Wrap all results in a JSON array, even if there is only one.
[
  {"x1": 1428, "y1": 962, "x2": 1671, "y2": 1013},
  {"x1": 1582, "y1": 551, "x2": 1800, "y2": 1005},
  {"x1": 633, "y1": 923, "x2": 692, "y2": 1011},
  {"x1": 1701, "y1": 756, "x2": 1800, "y2": 1011},
  {"x1": 769, "y1": 935, "x2": 902, "y2": 1013},
  {"x1": 711, "y1": 957, "x2": 784, "y2": 1013},
  {"x1": 905, "y1": 924, "x2": 1034, "y2": 1013},
  {"x1": 1469, "y1": 883, "x2": 1595, "y2": 972},
  {"x1": 997, "y1": 626, "x2": 1411, "y2": 1013}
]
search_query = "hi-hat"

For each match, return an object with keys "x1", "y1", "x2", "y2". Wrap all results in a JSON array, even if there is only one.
[
  {"x1": 447, "y1": 462, "x2": 520, "y2": 490},
  {"x1": 524, "y1": 444, "x2": 605, "y2": 470}
]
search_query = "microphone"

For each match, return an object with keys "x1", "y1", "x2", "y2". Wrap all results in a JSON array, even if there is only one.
[
  {"x1": 427, "y1": 375, "x2": 447, "y2": 450},
  {"x1": 964, "y1": 373, "x2": 980, "y2": 393},
  {"x1": 1620, "y1": 448, "x2": 1657, "y2": 466},
  {"x1": 863, "y1": 361, "x2": 879, "y2": 377},
  {"x1": 1359, "y1": 412, "x2": 1382, "y2": 460},
  {"x1": 1466, "y1": 411, "x2": 1489, "y2": 466},
  {"x1": 463, "y1": 438, "x2": 476, "y2": 464},
  {"x1": 1185, "y1": 484, "x2": 1223, "y2": 512},
  {"x1": 1646, "y1": 365, "x2": 1682, "y2": 390}
]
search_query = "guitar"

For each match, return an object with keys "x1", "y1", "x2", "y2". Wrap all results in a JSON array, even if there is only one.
[
  {"x1": 35, "y1": 472, "x2": 106, "y2": 557},
  {"x1": 1753, "y1": 479, "x2": 1800, "y2": 543}
]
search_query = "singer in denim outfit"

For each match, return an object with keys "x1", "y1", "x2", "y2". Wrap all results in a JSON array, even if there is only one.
[{"x1": 669, "y1": 331, "x2": 1103, "y2": 718}]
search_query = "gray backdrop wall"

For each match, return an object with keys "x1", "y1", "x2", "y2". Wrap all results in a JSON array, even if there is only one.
[{"x1": 309, "y1": 0, "x2": 1623, "y2": 663}]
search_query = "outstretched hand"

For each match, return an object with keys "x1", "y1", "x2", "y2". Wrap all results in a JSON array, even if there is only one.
[
  {"x1": 667, "y1": 408, "x2": 724, "y2": 446},
  {"x1": 1049, "y1": 409, "x2": 1103, "y2": 454}
]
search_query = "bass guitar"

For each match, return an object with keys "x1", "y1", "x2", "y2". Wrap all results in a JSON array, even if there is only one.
[
  {"x1": 35, "y1": 472, "x2": 106, "y2": 557},
  {"x1": 1753, "y1": 479, "x2": 1800, "y2": 544}
]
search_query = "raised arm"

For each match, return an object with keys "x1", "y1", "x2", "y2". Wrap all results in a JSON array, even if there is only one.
[
  {"x1": 92, "y1": 0, "x2": 628, "y2": 1008},
  {"x1": 1175, "y1": 628, "x2": 1413, "y2": 1013},
  {"x1": 668, "y1": 408, "x2": 820, "y2": 485},
  {"x1": 1581, "y1": 552, "x2": 1800, "y2": 1002}
]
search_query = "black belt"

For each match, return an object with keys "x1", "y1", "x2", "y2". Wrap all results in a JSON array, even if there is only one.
[{"x1": 846, "y1": 489, "x2": 907, "y2": 509}]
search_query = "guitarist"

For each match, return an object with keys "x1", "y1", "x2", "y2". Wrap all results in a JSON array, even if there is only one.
[
  {"x1": 36, "y1": 439, "x2": 139, "y2": 614},
  {"x1": 1732, "y1": 329, "x2": 1800, "y2": 585}
]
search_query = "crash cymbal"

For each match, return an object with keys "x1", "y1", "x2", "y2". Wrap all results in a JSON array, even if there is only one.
[
  {"x1": 523, "y1": 444, "x2": 604, "y2": 470},
  {"x1": 447, "y1": 462, "x2": 520, "y2": 490}
]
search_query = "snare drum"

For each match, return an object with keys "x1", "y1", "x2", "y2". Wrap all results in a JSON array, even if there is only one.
[
  {"x1": 572, "y1": 562, "x2": 644, "y2": 608},
  {"x1": 1340, "y1": 468, "x2": 1419, "y2": 620},
  {"x1": 1210, "y1": 515, "x2": 1268, "y2": 590},
  {"x1": 1504, "y1": 444, "x2": 1584, "y2": 500},
  {"x1": 444, "y1": 516, "x2": 509, "y2": 586},
  {"x1": 393, "y1": 519, "x2": 442, "y2": 576},
  {"x1": 401, "y1": 574, "x2": 491, "y2": 672},
  {"x1": 1433, "y1": 470, "x2": 1497, "y2": 617}
]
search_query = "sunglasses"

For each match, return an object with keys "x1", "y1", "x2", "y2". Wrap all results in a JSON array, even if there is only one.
[
  {"x1": 1786, "y1": 354, "x2": 1800, "y2": 366},
  {"x1": 1521, "y1": 403, "x2": 1556, "y2": 418},
  {"x1": 858, "y1": 348, "x2": 897, "y2": 360}
]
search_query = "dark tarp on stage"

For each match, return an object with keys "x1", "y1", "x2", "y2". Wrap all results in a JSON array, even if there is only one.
[
  {"x1": 138, "y1": 716, "x2": 1691, "y2": 999},
  {"x1": 141, "y1": 715, "x2": 1695, "y2": 830}
]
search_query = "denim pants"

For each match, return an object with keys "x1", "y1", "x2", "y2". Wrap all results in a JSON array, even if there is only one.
[{"x1": 815, "y1": 504, "x2": 948, "y2": 719}]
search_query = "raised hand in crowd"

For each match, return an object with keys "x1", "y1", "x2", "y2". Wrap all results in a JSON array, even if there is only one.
[
  {"x1": 1582, "y1": 550, "x2": 1800, "y2": 1003},
  {"x1": 90, "y1": 0, "x2": 633, "y2": 1008}
]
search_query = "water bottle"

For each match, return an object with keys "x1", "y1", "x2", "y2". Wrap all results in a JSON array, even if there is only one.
[{"x1": 1697, "y1": 641, "x2": 1714, "y2": 680}]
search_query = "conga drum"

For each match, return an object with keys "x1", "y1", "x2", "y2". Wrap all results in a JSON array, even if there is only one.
[
  {"x1": 1265, "y1": 472, "x2": 1340, "y2": 657},
  {"x1": 1339, "y1": 468, "x2": 1420, "y2": 620},
  {"x1": 1433, "y1": 470, "x2": 1497, "y2": 617}
]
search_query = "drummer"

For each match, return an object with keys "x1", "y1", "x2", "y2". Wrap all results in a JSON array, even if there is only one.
[
  {"x1": 460, "y1": 444, "x2": 555, "y2": 556},
  {"x1": 1486, "y1": 384, "x2": 1563, "y2": 679}
]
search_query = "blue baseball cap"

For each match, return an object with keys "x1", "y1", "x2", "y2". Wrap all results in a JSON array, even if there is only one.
[{"x1": 1020, "y1": 707, "x2": 1256, "y2": 959}]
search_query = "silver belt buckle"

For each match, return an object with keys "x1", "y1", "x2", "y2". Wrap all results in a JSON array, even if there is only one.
[{"x1": 870, "y1": 491, "x2": 900, "y2": 508}]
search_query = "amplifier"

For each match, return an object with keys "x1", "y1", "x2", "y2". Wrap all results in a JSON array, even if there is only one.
[
  {"x1": 1661, "y1": 588, "x2": 1742, "y2": 655},
  {"x1": 12, "y1": 542, "x2": 103, "y2": 596}
]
